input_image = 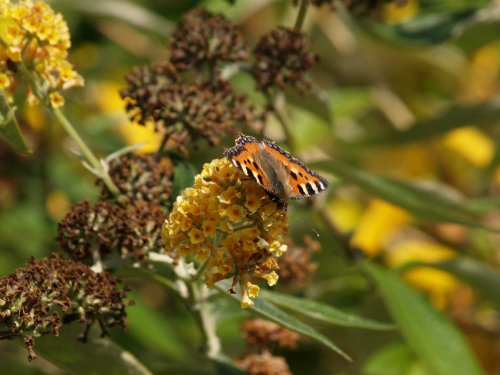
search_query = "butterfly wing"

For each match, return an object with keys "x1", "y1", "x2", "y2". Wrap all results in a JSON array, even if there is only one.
[
  {"x1": 225, "y1": 134, "x2": 329, "y2": 201},
  {"x1": 261, "y1": 139, "x2": 328, "y2": 199},
  {"x1": 224, "y1": 134, "x2": 270, "y2": 189}
]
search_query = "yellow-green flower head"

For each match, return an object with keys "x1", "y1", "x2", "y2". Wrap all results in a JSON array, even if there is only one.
[
  {"x1": 0, "y1": 0, "x2": 83, "y2": 104},
  {"x1": 162, "y1": 158, "x2": 289, "y2": 308}
]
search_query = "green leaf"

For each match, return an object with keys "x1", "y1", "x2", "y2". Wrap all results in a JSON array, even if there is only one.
[
  {"x1": 363, "y1": 262, "x2": 484, "y2": 375},
  {"x1": 260, "y1": 290, "x2": 394, "y2": 330},
  {"x1": 0, "y1": 96, "x2": 31, "y2": 154},
  {"x1": 32, "y1": 324, "x2": 153, "y2": 375},
  {"x1": 214, "y1": 283, "x2": 352, "y2": 362},
  {"x1": 126, "y1": 291, "x2": 189, "y2": 360},
  {"x1": 211, "y1": 355, "x2": 245, "y2": 375},
  {"x1": 362, "y1": 342, "x2": 415, "y2": 375},
  {"x1": 313, "y1": 159, "x2": 496, "y2": 230},
  {"x1": 170, "y1": 158, "x2": 197, "y2": 206},
  {"x1": 350, "y1": 99, "x2": 500, "y2": 146},
  {"x1": 454, "y1": 13, "x2": 500, "y2": 54},
  {"x1": 423, "y1": 258, "x2": 500, "y2": 306}
]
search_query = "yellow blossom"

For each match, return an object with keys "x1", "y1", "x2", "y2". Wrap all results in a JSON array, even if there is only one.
[
  {"x1": 162, "y1": 158, "x2": 289, "y2": 307},
  {"x1": 262, "y1": 271, "x2": 279, "y2": 287},
  {"x1": 49, "y1": 91, "x2": 64, "y2": 108},
  {"x1": 241, "y1": 289, "x2": 254, "y2": 309},
  {"x1": 245, "y1": 193, "x2": 262, "y2": 212},
  {"x1": 247, "y1": 282, "x2": 260, "y2": 298},
  {"x1": 226, "y1": 204, "x2": 244, "y2": 222},
  {"x1": 202, "y1": 220, "x2": 216, "y2": 237},
  {"x1": 0, "y1": 0, "x2": 83, "y2": 104},
  {"x1": 188, "y1": 228, "x2": 204, "y2": 244}
]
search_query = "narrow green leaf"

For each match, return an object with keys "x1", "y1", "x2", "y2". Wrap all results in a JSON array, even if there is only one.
[
  {"x1": 363, "y1": 262, "x2": 484, "y2": 375},
  {"x1": 358, "y1": 8, "x2": 481, "y2": 47},
  {"x1": 32, "y1": 324, "x2": 153, "y2": 375},
  {"x1": 260, "y1": 290, "x2": 394, "y2": 330},
  {"x1": 351, "y1": 99, "x2": 500, "y2": 146},
  {"x1": 0, "y1": 95, "x2": 31, "y2": 154},
  {"x1": 214, "y1": 283, "x2": 352, "y2": 362},
  {"x1": 424, "y1": 258, "x2": 500, "y2": 306},
  {"x1": 313, "y1": 160, "x2": 496, "y2": 230},
  {"x1": 211, "y1": 355, "x2": 245, "y2": 375}
]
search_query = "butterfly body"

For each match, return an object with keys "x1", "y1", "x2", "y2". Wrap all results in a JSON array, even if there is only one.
[{"x1": 224, "y1": 134, "x2": 328, "y2": 206}]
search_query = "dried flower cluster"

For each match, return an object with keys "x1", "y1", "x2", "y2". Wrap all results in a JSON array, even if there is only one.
[
  {"x1": 163, "y1": 158, "x2": 289, "y2": 307},
  {"x1": 278, "y1": 235, "x2": 320, "y2": 287},
  {"x1": 168, "y1": 7, "x2": 249, "y2": 72},
  {"x1": 57, "y1": 200, "x2": 166, "y2": 261},
  {"x1": 120, "y1": 61, "x2": 253, "y2": 155},
  {"x1": 98, "y1": 153, "x2": 173, "y2": 208},
  {"x1": 0, "y1": 0, "x2": 83, "y2": 106},
  {"x1": 0, "y1": 254, "x2": 130, "y2": 360},
  {"x1": 236, "y1": 319, "x2": 299, "y2": 375},
  {"x1": 252, "y1": 27, "x2": 319, "y2": 93}
]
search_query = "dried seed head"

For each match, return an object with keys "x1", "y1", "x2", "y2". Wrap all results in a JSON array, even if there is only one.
[
  {"x1": 242, "y1": 319, "x2": 299, "y2": 352},
  {"x1": 57, "y1": 201, "x2": 126, "y2": 260},
  {"x1": 57, "y1": 200, "x2": 164, "y2": 261},
  {"x1": 120, "y1": 62, "x2": 253, "y2": 155},
  {"x1": 278, "y1": 235, "x2": 320, "y2": 287},
  {"x1": 98, "y1": 153, "x2": 173, "y2": 208},
  {"x1": 0, "y1": 254, "x2": 130, "y2": 361},
  {"x1": 168, "y1": 7, "x2": 249, "y2": 72},
  {"x1": 252, "y1": 27, "x2": 318, "y2": 93},
  {"x1": 237, "y1": 352, "x2": 292, "y2": 375}
]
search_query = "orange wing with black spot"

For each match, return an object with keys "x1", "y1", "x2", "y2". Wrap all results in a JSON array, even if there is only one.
[
  {"x1": 224, "y1": 133, "x2": 328, "y2": 201},
  {"x1": 260, "y1": 139, "x2": 328, "y2": 199},
  {"x1": 224, "y1": 134, "x2": 270, "y2": 189}
]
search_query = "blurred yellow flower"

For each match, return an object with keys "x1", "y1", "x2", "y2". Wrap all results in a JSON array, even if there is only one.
[
  {"x1": 326, "y1": 197, "x2": 363, "y2": 232},
  {"x1": 0, "y1": 0, "x2": 83, "y2": 103},
  {"x1": 351, "y1": 199, "x2": 411, "y2": 257},
  {"x1": 443, "y1": 127, "x2": 494, "y2": 167},
  {"x1": 466, "y1": 43, "x2": 500, "y2": 101},
  {"x1": 94, "y1": 81, "x2": 162, "y2": 153},
  {"x1": 383, "y1": 0, "x2": 419, "y2": 23},
  {"x1": 162, "y1": 158, "x2": 289, "y2": 308},
  {"x1": 386, "y1": 240, "x2": 458, "y2": 308}
]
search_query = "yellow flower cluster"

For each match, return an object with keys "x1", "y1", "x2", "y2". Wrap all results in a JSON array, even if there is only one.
[
  {"x1": 163, "y1": 158, "x2": 289, "y2": 308},
  {"x1": 0, "y1": 0, "x2": 83, "y2": 106}
]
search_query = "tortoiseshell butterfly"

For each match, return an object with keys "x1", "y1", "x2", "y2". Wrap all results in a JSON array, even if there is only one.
[{"x1": 224, "y1": 134, "x2": 328, "y2": 207}]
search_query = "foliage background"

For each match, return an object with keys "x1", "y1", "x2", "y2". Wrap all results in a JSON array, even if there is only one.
[{"x1": 1, "y1": 0, "x2": 500, "y2": 374}]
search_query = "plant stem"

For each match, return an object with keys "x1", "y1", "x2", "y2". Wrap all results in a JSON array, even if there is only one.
[
  {"x1": 267, "y1": 92, "x2": 298, "y2": 153},
  {"x1": 294, "y1": 0, "x2": 310, "y2": 30},
  {"x1": 188, "y1": 281, "x2": 221, "y2": 358},
  {"x1": 18, "y1": 63, "x2": 120, "y2": 197},
  {"x1": 50, "y1": 107, "x2": 120, "y2": 197}
]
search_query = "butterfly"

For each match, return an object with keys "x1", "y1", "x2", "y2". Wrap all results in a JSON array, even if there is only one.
[{"x1": 224, "y1": 133, "x2": 328, "y2": 207}]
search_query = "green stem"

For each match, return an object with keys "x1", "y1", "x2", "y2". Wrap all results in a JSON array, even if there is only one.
[
  {"x1": 294, "y1": 0, "x2": 310, "y2": 30},
  {"x1": 267, "y1": 92, "x2": 298, "y2": 153},
  {"x1": 18, "y1": 63, "x2": 120, "y2": 197}
]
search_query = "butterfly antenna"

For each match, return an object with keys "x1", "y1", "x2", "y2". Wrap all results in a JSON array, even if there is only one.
[{"x1": 288, "y1": 205, "x2": 320, "y2": 238}]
